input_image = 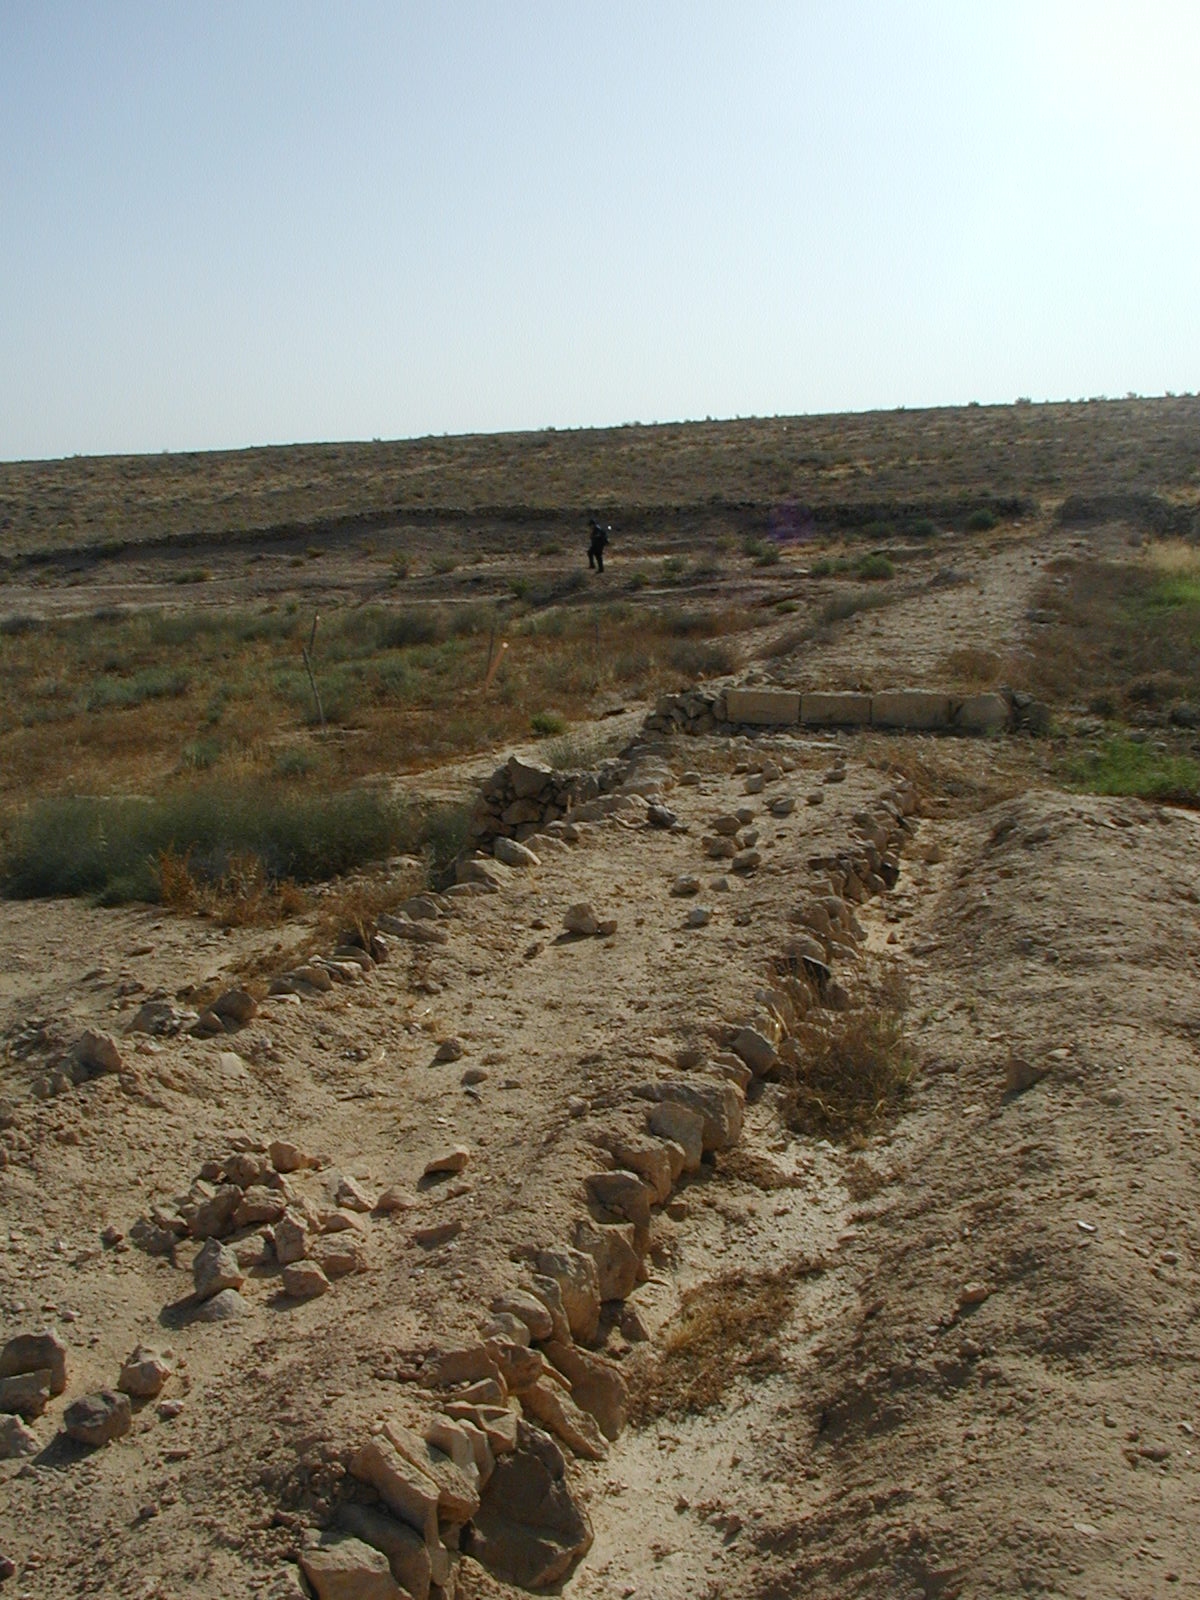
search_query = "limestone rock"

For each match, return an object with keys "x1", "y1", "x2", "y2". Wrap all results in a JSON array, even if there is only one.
[
  {"x1": 711, "y1": 814, "x2": 741, "y2": 836},
  {"x1": 425, "y1": 1344, "x2": 502, "y2": 1390},
  {"x1": 686, "y1": 906, "x2": 712, "y2": 927},
  {"x1": 299, "y1": 1537, "x2": 407, "y2": 1600},
  {"x1": 491, "y1": 1289, "x2": 554, "y2": 1343},
  {"x1": 730, "y1": 1025, "x2": 778, "y2": 1077},
  {"x1": 494, "y1": 837, "x2": 540, "y2": 868},
  {"x1": 585, "y1": 1170, "x2": 653, "y2": 1230},
  {"x1": 64, "y1": 1389, "x2": 131, "y2": 1447},
  {"x1": 1006, "y1": 1054, "x2": 1051, "y2": 1094},
  {"x1": 468, "y1": 1422, "x2": 593, "y2": 1590},
  {"x1": 638, "y1": 1077, "x2": 744, "y2": 1151},
  {"x1": 424, "y1": 1145, "x2": 470, "y2": 1177},
  {"x1": 374, "y1": 1185, "x2": 416, "y2": 1215},
  {"x1": 563, "y1": 903, "x2": 599, "y2": 937},
  {"x1": 572, "y1": 1218, "x2": 641, "y2": 1302},
  {"x1": 311, "y1": 1233, "x2": 369, "y2": 1278},
  {"x1": 234, "y1": 1185, "x2": 287, "y2": 1228},
  {"x1": 671, "y1": 875, "x2": 701, "y2": 896},
  {"x1": 382, "y1": 1417, "x2": 481, "y2": 1521},
  {"x1": 211, "y1": 989, "x2": 257, "y2": 1027},
  {"x1": 525, "y1": 1275, "x2": 571, "y2": 1345},
  {"x1": 433, "y1": 1038, "x2": 464, "y2": 1063},
  {"x1": 602, "y1": 1132, "x2": 682, "y2": 1203},
  {"x1": 533, "y1": 1247, "x2": 601, "y2": 1344},
  {"x1": 193, "y1": 1237, "x2": 245, "y2": 1302},
  {"x1": 182, "y1": 1183, "x2": 241, "y2": 1240},
  {"x1": 118, "y1": 1345, "x2": 172, "y2": 1398},
  {"x1": 0, "y1": 1329, "x2": 67, "y2": 1395},
  {"x1": 0, "y1": 1371, "x2": 51, "y2": 1420},
  {"x1": 413, "y1": 1219, "x2": 463, "y2": 1248},
  {"x1": 281, "y1": 1259, "x2": 330, "y2": 1299},
  {"x1": 543, "y1": 1339, "x2": 628, "y2": 1441},
  {"x1": 350, "y1": 1435, "x2": 441, "y2": 1545},
  {"x1": 333, "y1": 1173, "x2": 375, "y2": 1212},
  {"x1": 519, "y1": 1378, "x2": 607, "y2": 1460},
  {"x1": 444, "y1": 1402, "x2": 519, "y2": 1457},
  {"x1": 75, "y1": 1029, "x2": 122, "y2": 1076},
  {"x1": 271, "y1": 1209, "x2": 312, "y2": 1266},
  {"x1": 269, "y1": 1140, "x2": 316, "y2": 1174},
  {"x1": 646, "y1": 1102, "x2": 705, "y2": 1172},
  {"x1": 430, "y1": 1413, "x2": 495, "y2": 1489},
  {"x1": 194, "y1": 1288, "x2": 248, "y2": 1322},
  {"x1": 0, "y1": 1414, "x2": 39, "y2": 1458},
  {"x1": 337, "y1": 1505, "x2": 434, "y2": 1600}
]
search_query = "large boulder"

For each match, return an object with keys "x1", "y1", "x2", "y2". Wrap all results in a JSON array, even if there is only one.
[
  {"x1": 298, "y1": 1537, "x2": 407, "y2": 1600},
  {"x1": 467, "y1": 1422, "x2": 593, "y2": 1590}
]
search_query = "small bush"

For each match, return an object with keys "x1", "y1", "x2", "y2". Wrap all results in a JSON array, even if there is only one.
[
  {"x1": 966, "y1": 508, "x2": 998, "y2": 532},
  {"x1": 856, "y1": 552, "x2": 894, "y2": 581},
  {"x1": 530, "y1": 710, "x2": 567, "y2": 737}
]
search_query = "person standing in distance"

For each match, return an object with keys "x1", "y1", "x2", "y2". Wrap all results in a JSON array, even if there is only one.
[{"x1": 587, "y1": 518, "x2": 611, "y2": 572}]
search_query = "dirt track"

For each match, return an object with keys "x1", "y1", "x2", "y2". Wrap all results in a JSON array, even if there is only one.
[{"x1": 3, "y1": 519, "x2": 1199, "y2": 1599}]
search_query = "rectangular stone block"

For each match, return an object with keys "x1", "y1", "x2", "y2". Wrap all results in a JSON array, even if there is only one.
[
  {"x1": 954, "y1": 692, "x2": 1009, "y2": 733},
  {"x1": 800, "y1": 692, "x2": 872, "y2": 727},
  {"x1": 871, "y1": 691, "x2": 952, "y2": 730},
  {"x1": 724, "y1": 688, "x2": 801, "y2": 726}
]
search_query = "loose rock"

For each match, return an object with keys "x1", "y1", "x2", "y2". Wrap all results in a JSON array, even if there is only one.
[{"x1": 64, "y1": 1389, "x2": 131, "y2": 1448}]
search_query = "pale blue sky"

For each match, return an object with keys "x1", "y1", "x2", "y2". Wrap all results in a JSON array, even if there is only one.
[{"x1": 2, "y1": 1, "x2": 1198, "y2": 460}]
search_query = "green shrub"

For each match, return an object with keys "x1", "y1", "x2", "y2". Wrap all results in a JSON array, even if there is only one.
[
  {"x1": 530, "y1": 710, "x2": 567, "y2": 737},
  {"x1": 1, "y1": 784, "x2": 423, "y2": 904},
  {"x1": 856, "y1": 552, "x2": 895, "y2": 581},
  {"x1": 966, "y1": 508, "x2": 998, "y2": 532}
]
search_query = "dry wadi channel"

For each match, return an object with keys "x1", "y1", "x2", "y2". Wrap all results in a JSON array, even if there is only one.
[{"x1": 1, "y1": 539, "x2": 1200, "y2": 1599}]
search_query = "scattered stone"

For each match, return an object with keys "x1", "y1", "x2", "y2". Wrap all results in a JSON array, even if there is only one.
[
  {"x1": 0, "y1": 1414, "x2": 39, "y2": 1458},
  {"x1": 647, "y1": 803, "x2": 677, "y2": 829},
  {"x1": 312, "y1": 1234, "x2": 370, "y2": 1278},
  {"x1": 0, "y1": 1330, "x2": 67, "y2": 1395},
  {"x1": 413, "y1": 1220, "x2": 464, "y2": 1248},
  {"x1": 563, "y1": 904, "x2": 600, "y2": 937},
  {"x1": 269, "y1": 1140, "x2": 316, "y2": 1174},
  {"x1": 193, "y1": 1238, "x2": 245, "y2": 1302},
  {"x1": 424, "y1": 1145, "x2": 471, "y2": 1177},
  {"x1": 334, "y1": 1173, "x2": 375, "y2": 1212},
  {"x1": 732, "y1": 848, "x2": 761, "y2": 874},
  {"x1": 525, "y1": 1275, "x2": 572, "y2": 1345},
  {"x1": 118, "y1": 1345, "x2": 172, "y2": 1399},
  {"x1": 434, "y1": 1038, "x2": 464, "y2": 1063},
  {"x1": 769, "y1": 795, "x2": 796, "y2": 816},
  {"x1": 702, "y1": 835, "x2": 738, "y2": 859},
  {"x1": 299, "y1": 1537, "x2": 407, "y2": 1600},
  {"x1": 0, "y1": 1372, "x2": 51, "y2": 1420},
  {"x1": 462, "y1": 1066, "x2": 488, "y2": 1086},
  {"x1": 376, "y1": 914, "x2": 450, "y2": 944},
  {"x1": 686, "y1": 906, "x2": 712, "y2": 928},
  {"x1": 958, "y1": 1281, "x2": 991, "y2": 1308},
  {"x1": 63, "y1": 1389, "x2": 131, "y2": 1448},
  {"x1": 75, "y1": 1029, "x2": 122, "y2": 1076},
  {"x1": 281, "y1": 1259, "x2": 331, "y2": 1299},
  {"x1": 374, "y1": 1185, "x2": 416, "y2": 1215},
  {"x1": 182, "y1": 1183, "x2": 242, "y2": 1241},
  {"x1": 744, "y1": 773, "x2": 765, "y2": 794},
  {"x1": 679, "y1": 770, "x2": 702, "y2": 785},
  {"x1": 128, "y1": 999, "x2": 198, "y2": 1037},
  {"x1": 469, "y1": 1422, "x2": 593, "y2": 1590},
  {"x1": 482, "y1": 1312, "x2": 531, "y2": 1346},
  {"x1": 233, "y1": 1186, "x2": 287, "y2": 1228},
  {"x1": 671, "y1": 875, "x2": 702, "y2": 896},
  {"x1": 271, "y1": 1209, "x2": 312, "y2": 1266},
  {"x1": 211, "y1": 990, "x2": 257, "y2": 1027},
  {"x1": 194, "y1": 1288, "x2": 248, "y2": 1322},
  {"x1": 1005, "y1": 1055, "x2": 1051, "y2": 1094}
]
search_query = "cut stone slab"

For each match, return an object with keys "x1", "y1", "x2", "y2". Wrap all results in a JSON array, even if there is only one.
[
  {"x1": 63, "y1": 1389, "x2": 131, "y2": 1447},
  {"x1": 299, "y1": 1537, "x2": 408, "y2": 1600},
  {"x1": 469, "y1": 1422, "x2": 593, "y2": 1590},
  {"x1": 871, "y1": 690, "x2": 952, "y2": 730},
  {"x1": 799, "y1": 691, "x2": 871, "y2": 727},
  {"x1": 724, "y1": 688, "x2": 800, "y2": 726},
  {"x1": 0, "y1": 1330, "x2": 67, "y2": 1395}
]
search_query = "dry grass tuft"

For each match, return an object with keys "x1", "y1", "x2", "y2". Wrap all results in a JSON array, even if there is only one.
[
  {"x1": 778, "y1": 1003, "x2": 914, "y2": 1145},
  {"x1": 630, "y1": 1265, "x2": 810, "y2": 1421},
  {"x1": 712, "y1": 1148, "x2": 806, "y2": 1191},
  {"x1": 940, "y1": 645, "x2": 1003, "y2": 686}
]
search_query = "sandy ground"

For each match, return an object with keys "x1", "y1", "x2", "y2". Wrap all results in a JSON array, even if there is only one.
[{"x1": 3, "y1": 518, "x2": 1198, "y2": 1599}]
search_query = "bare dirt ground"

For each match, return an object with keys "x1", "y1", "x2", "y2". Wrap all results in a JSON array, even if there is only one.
[{"x1": 3, "y1": 513, "x2": 1199, "y2": 1600}]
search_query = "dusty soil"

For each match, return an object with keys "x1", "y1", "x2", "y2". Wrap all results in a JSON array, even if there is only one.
[{"x1": 3, "y1": 513, "x2": 1199, "y2": 1600}]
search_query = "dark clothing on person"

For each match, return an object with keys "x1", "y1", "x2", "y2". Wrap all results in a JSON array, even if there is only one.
[{"x1": 587, "y1": 519, "x2": 610, "y2": 572}]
